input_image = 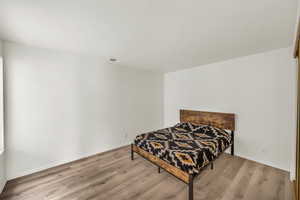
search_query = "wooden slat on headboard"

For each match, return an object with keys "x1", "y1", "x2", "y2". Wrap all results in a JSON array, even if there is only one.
[{"x1": 180, "y1": 109, "x2": 235, "y2": 131}]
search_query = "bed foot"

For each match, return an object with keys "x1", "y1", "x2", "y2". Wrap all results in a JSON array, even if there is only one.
[
  {"x1": 211, "y1": 162, "x2": 214, "y2": 170},
  {"x1": 158, "y1": 167, "x2": 161, "y2": 173},
  {"x1": 188, "y1": 175, "x2": 194, "y2": 200},
  {"x1": 131, "y1": 144, "x2": 134, "y2": 160}
]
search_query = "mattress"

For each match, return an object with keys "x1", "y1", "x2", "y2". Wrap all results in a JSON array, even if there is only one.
[{"x1": 134, "y1": 122, "x2": 232, "y2": 175}]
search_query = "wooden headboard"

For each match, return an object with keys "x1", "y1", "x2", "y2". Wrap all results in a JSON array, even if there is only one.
[{"x1": 180, "y1": 109, "x2": 235, "y2": 131}]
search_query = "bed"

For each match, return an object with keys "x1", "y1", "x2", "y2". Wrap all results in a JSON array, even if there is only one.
[{"x1": 131, "y1": 109, "x2": 235, "y2": 200}]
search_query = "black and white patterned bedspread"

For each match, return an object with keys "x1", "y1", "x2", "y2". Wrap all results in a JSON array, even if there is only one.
[{"x1": 134, "y1": 122, "x2": 232, "y2": 175}]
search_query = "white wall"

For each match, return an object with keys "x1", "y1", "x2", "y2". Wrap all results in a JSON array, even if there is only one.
[
  {"x1": 3, "y1": 41, "x2": 296, "y2": 180},
  {"x1": 0, "y1": 40, "x2": 6, "y2": 192},
  {"x1": 3, "y1": 42, "x2": 163, "y2": 180},
  {"x1": 164, "y1": 47, "x2": 297, "y2": 172},
  {"x1": 290, "y1": 58, "x2": 298, "y2": 180},
  {"x1": 290, "y1": 0, "x2": 300, "y2": 181}
]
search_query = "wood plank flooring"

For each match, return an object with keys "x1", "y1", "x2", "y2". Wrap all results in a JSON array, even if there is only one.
[{"x1": 0, "y1": 146, "x2": 293, "y2": 200}]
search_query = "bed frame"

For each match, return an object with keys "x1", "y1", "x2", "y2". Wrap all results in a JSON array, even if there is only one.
[{"x1": 131, "y1": 109, "x2": 235, "y2": 200}]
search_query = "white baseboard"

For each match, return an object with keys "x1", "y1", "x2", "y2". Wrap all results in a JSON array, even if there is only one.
[
  {"x1": 0, "y1": 179, "x2": 6, "y2": 193},
  {"x1": 7, "y1": 143, "x2": 129, "y2": 180}
]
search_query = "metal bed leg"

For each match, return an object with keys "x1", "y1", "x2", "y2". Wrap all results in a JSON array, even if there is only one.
[
  {"x1": 231, "y1": 131, "x2": 234, "y2": 156},
  {"x1": 211, "y1": 162, "x2": 214, "y2": 170},
  {"x1": 158, "y1": 167, "x2": 161, "y2": 173},
  {"x1": 188, "y1": 175, "x2": 194, "y2": 200},
  {"x1": 131, "y1": 144, "x2": 134, "y2": 160}
]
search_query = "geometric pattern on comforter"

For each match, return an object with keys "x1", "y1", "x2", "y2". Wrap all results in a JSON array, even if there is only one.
[{"x1": 134, "y1": 122, "x2": 232, "y2": 175}]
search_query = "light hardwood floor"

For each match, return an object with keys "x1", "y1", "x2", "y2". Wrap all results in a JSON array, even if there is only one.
[{"x1": 0, "y1": 146, "x2": 293, "y2": 200}]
